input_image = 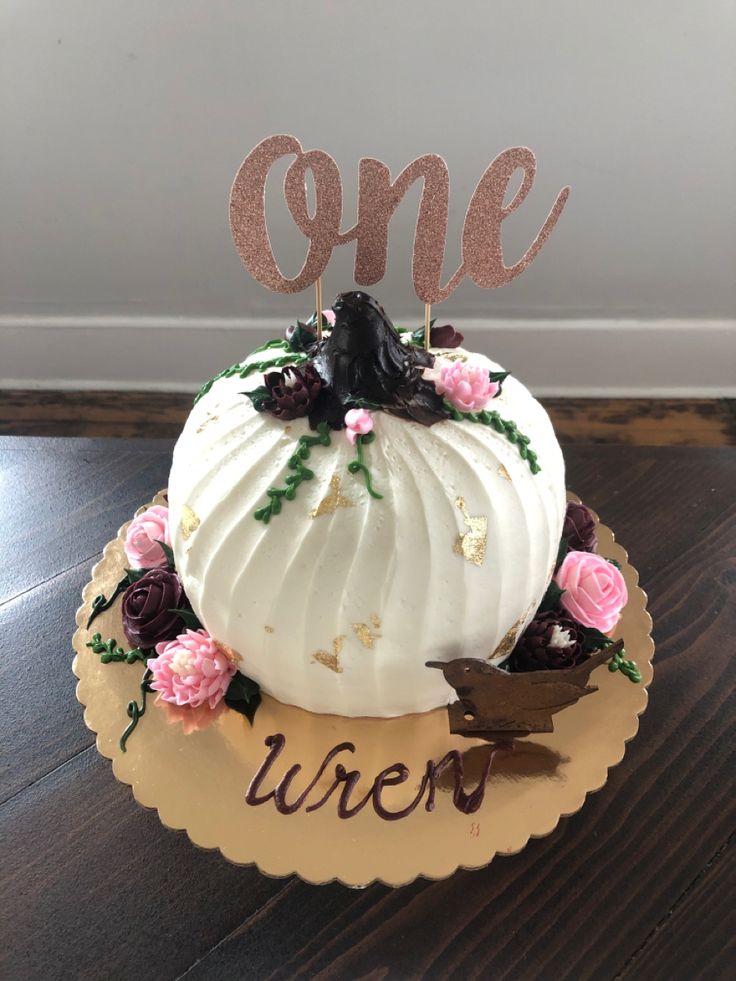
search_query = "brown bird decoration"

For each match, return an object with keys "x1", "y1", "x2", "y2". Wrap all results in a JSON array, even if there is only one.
[{"x1": 426, "y1": 640, "x2": 624, "y2": 740}]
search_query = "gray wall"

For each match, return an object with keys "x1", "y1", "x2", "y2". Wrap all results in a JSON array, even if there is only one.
[{"x1": 1, "y1": 1, "x2": 734, "y2": 393}]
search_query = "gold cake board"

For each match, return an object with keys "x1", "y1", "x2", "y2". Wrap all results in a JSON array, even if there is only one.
[{"x1": 72, "y1": 491, "x2": 653, "y2": 888}]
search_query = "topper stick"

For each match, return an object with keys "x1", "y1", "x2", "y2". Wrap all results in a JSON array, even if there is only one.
[
  {"x1": 424, "y1": 303, "x2": 431, "y2": 351},
  {"x1": 315, "y1": 276, "x2": 323, "y2": 340}
]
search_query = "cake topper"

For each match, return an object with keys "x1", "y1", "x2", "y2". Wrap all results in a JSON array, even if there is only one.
[{"x1": 230, "y1": 134, "x2": 570, "y2": 347}]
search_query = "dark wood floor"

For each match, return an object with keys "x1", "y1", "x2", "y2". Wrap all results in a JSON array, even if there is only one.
[{"x1": 0, "y1": 391, "x2": 734, "y2": 445}]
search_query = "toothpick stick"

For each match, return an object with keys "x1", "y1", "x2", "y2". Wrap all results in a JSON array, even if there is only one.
[
  {"x1": 424, "y1": 303, "x2": 431, "y2": 351},
  {"x1": 315, "y1": 276, "x2": 323, "y2": 341}
]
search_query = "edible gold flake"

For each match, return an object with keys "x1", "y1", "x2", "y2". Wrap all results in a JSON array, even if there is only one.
[
  {"x1": 442, "y1": 352, "x2": 469, "y2": 363},
  {"x1": 313, "y1": 635, "x2": 345, "y2": 673},
  {"x1": 196, "y1": 414, "x2": 219, "y2": 434},
  {"x1": 215, "y1": 641, "x2": 241, "y2": 666},
  {"x1": 264, "y1": 625, "x2": 275, "y2": 634},
  {"x1": 489, "y1": 617, "x2": 524, "y2": 661},
  {"x1": 352, "y1": 621, "x2": 381, "y2": 649},
  {"x1": 180, "y1": 505, "x2": 201, "y2": 540},
  {"x1": 311, "y1": 473, "x2": 355, "y2": 518},
  {"x1": 453, "y1": 497, "x2": 487, "y2": 567},
  {"x1": 497, "y1": 464, "x2": 511, "y2": 481},
  {"x1": 370, "y1": 613, "x2": 382, "y2": 629}
]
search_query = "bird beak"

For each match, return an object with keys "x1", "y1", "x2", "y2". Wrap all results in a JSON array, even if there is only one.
[{"x1": 425, "y1": 661, "x2": 445, "y2": 671}]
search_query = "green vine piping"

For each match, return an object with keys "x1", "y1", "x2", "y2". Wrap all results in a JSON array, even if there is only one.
[
  {"x1": 120, "y1": 667, "x2": 153, "y2": 752},
  {"x1": 86, "y1": 633, "x2": 150, "y2": 664},
  {"x1": 608, "y1": 647, "x2": 642, "y2": 683},
  {"x1": 194, "y1": 353, "x2": 308, "y2": 406},
  {"x1": 254, "y1": 421, "x2": 332, "y2": 523},
  {"x1": 249, "y1": 338, "x2": 291, "y2": 356},
  {"x1": 347, "y1": 431, "x2": 383, "y2": 499},
  {"x1": 442, "y1": 399, "x2": 541, "y2": 474},
  {"x1": 87, "y1": 579, "x2": 129, "y2": 629}
]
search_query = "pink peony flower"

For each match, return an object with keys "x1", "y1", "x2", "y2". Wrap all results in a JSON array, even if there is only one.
[
  {"x1": 148, "y1": 629, "x2": 236, "y2": 709},
  {"x1": 322, "y1": 308, "x2": 336, "y2": 327},
  {"x1": 555, "y1": 551, "x2": 628, "y2": 634},
  {"x1": 124, "y1": 505, "x2": 171, "y2": 570},
  {"x1": 344, "y1": 407, "x2": 374, "y2": 445},
  {"x1": 424, "y1": 361, "x2": 498, "y2": 412}
]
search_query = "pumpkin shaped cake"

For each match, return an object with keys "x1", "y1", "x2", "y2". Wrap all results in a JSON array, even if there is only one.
[{"x1": 168, "y1": 291, "x2": 566, "y2": 717}]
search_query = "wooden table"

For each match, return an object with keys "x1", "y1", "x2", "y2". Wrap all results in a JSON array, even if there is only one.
[{"x1": 1, "y1": 437, "x2": 734, "y2": 981}]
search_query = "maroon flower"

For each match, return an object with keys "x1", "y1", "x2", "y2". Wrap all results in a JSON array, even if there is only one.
[
  {"x1": 509, "y1": 611, "x2": 585, "y2": 672},
  {"x1": 264, "y1": 363, "x2": 322, "y2": 420},
  {"x1": 429, "y1": 324, "x2": 464, "y2": 348},
  {"x1": 562, "y1": 501, "x2": 598, "y2": 553},
  {"x1": 122, "y1": 568, "x2": 185, "y2": 650}
]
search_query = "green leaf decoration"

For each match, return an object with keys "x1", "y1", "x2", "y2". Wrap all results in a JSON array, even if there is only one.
[
  {"x1": 607, "y1": 646, "x2": 642, "y2": 683},
  {"x1": 156, "y1": 540, "x2": 176, "y2": 570},
  {"x1": 194, "y1": 353, "x2": 308, "y2": 405},
  {"x1": 408, "y1": 318, "x2": 437, "y2": 347},
  {"x1": 86, "y1": 633, "x2": 151, "y2": 665},
  {"x1": 442, "y1": 400, "x2": 541, "y2": 474},
  {"x1": 125, "y1": 567, "x2": 149, "y2": 583},
  {"x1": 607, "y1": 557, "x2": 622, "y2": 570},
  {"x1": 241, "y1": 385, "x2": 272, "y2": 412},
  {"x1": 224, "y1": 670, "x2": 262, "y2": 725},
  {"x1": 347, "y1": 431, "x2": 383, "y2": 500},
  {"x1": 555, "y1": 537, "x2": 570, "y2": 571},
  {"x1": 488, "y1": 370, "x2": 510, "y2": 385},
  {"x1": 86, "y1": 575, "x2": 129, "y2": 629},
  {"x1": 120, "y1": 667, "x2": 153, "y2": 752},
  {"x1": 168, "y1": 607, "x2": 202, "y2": 631},
  {"x1": 254, "y1": 421, "x2": 332, "y2": 523},
  {"x1": 537, "y1": 580, "x2": 566, "y2": 614},
  {"x1": 580, "y1": 626, "x2": 615, "y2": 654}
]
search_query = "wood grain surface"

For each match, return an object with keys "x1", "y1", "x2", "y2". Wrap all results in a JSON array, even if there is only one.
[
  {"x1": 0, "y1": 437, "x2": 734, "y2": 981},
  {"x1": 1, "y1": 390, "x2": 735, "y2": 445}
]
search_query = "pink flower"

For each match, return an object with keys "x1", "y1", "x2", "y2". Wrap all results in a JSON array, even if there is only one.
[
  {"x1": 424, "y1": 361, "x2": 498, "y2": 412},
  {"x1": 344, "y1": 407, "x2": 374, "y2": 445},
  {"x1": 124, "y1": 505, "x2": 171, "y2": 569},
  {"x1": 555, "y1": 551, "x2": 628, "y2": 634},
  {"x1": 148, "y1": 629, "x2": 237, "y2": 709},
  {"x1": 322, "y1": 308, "x2": 336, "y2": 327}
]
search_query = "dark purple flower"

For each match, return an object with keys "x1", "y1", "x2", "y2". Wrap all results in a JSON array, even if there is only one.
[
  {"x1": 509, "y1": 611, "x2": 585, "y2": 672},
  {"x1": 264, "y1": 363, "x2": 322, "y2": 420},
  {"x1": 122, "y1": 568, "x2": 185, "y2": 649},
  {"x1": 562, "y1": 501, "x2": 598, "y2": 553},
  {"x1": 429, "y1": 324, "x2": 464, "y2": 348}
]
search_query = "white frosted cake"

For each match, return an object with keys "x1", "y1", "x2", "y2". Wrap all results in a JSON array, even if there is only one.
[{"x1": 167, "y1": 292, "x2": 566, "y2": 718}]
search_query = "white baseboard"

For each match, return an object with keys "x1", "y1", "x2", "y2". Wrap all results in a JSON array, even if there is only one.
[{"x1": 1, "y1": 315, "x2": 734, "y2": 397}]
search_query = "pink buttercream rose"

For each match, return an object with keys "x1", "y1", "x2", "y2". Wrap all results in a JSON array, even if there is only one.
[
  {"x1": 148, "y1": 629, "x2": 236, "y2": 709},
  {"x1": 124, "y1": 505, "x2": 171, "y2": 569},
  {"x1": 424, "y1": 361, "x2": 499, "y2": 412},
  {"x1": 344, "y1": 407, "x2": 374, "y2": 445},
  {"x1": 555, "y1": 551, "x2": 628, "y2": 634}
]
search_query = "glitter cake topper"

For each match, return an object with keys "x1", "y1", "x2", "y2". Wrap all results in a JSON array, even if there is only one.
[{"x1": 230, "y1": 134, "x2": 570, "y2": 305}]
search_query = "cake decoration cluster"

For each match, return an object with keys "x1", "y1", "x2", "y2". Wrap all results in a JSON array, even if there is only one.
[{"x1": 85, "y1": 504, "x2": 261, "y2": 750}]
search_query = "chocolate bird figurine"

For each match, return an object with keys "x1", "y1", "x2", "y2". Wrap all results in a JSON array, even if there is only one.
[{"x1": 427, "y1": 640, "x2": 624, "y2": 740}]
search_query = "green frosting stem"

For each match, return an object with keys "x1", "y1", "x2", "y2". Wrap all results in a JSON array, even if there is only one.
[
  {"x1": 608, "y1": 647, "x2": 642, "y2": 683},
  {"x1": 442, "y1": 399, "x2": 541, "y2": 475},
  {"x1": 120, "y1": 667, "x2": 153, "y2": 752},
  {"x1": 347, "y1": 431, "x2": 383, "y2": 500},
  {"x1": 249, "y1": 338, "x2": 291, "y2": 355},
  {"x1": 86, "y1": 633, "x2": 149, "y2": 664},
  {"x1": 194, "y1": 353, "x2": 308, "y2": 406},
  {"x1": 254, "y1": 422, "x2": 332, "y2": 523}
]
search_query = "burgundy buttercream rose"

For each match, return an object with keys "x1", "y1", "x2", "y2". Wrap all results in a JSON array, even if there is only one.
[
  {"x1": 509, "y1": 611, "x2": 585, "y2": 672},
  {"x1": 122, "y1": 568, "x2": 186, "y2": 649},
  {"x1": 562, "y1": 501, "x2": 598, "y2": 553},
  {"x1": 429, "y1": 324, "x2": 464, "y2": 348}
]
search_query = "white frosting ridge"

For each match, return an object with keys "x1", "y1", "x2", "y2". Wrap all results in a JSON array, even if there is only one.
[{"x1": 169, "y1": 346, "x2": 566, "y2": 717}]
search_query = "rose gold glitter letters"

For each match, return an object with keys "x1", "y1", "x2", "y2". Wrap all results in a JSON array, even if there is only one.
[{"x1": 229, "y1": 135, "x2": 570, "y2": 303}]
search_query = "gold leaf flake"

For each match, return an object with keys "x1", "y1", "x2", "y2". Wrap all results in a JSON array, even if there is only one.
[
  {"x1": 196, "y1": 414, "x2": 219, "y2": 434},
  {"x1": 453, "y1": 497, "x2": 487, "y2": 566},
  {"x1": 352, "y1": 621, "x2": 381, "y2": 649},
  {"x1": 311, "y1": 473, "x2": 355, "y2": 518},
  {"x1": 181, "y1": 505, "x2": 201, "y2": 540},
  {"x1": 497, "y1": 464, "x2": 511, "y2": 481},
  {"x1": 214, "y1": 641, "x2": 241, "y2": 666},
  {"x1": 442, "y1": 352, "x2": 468, "y2": 363},
  {"x1": 370, "y1": 613, "x2": 382, "y2": 629},
  {"x1": 488, "y1": 617, "x2": 524, "y2": 661},
  {"x1": 313, "y1": 634, "x2": 346, "y2": 673},
  {"x1": 264, "y1": 625, "x2": 275, "y2": 634}
]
